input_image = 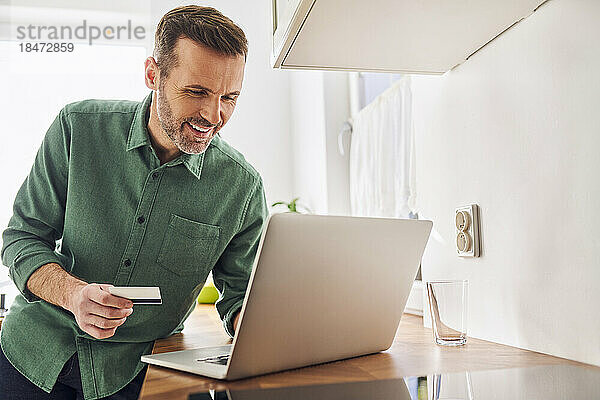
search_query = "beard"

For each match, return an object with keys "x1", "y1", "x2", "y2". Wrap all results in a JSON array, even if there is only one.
[{"x1": 155, "y1": 82, "x2": 220, "y2": 155}]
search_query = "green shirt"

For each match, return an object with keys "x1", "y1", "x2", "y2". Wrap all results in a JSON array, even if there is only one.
[{"x1": 0, "y1": 93, "x2": 268, "y2": 399}]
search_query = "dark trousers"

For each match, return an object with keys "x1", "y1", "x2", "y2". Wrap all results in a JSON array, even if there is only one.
[{"x1": 0, "y1": 346, "x2": 147, "y2": 400}]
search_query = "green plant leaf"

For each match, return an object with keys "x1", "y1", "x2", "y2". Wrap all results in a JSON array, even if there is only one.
[
  {"x1": 291, "y1": 198, "x2": 300, "y2": 212},
  {"x1": 271, "y1": 197, "x2": 304, "y2": 213}
]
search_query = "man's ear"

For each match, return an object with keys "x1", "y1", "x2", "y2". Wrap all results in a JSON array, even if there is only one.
[{"x1": 144, "y1": 57, "x2": 160, "y2": 90}]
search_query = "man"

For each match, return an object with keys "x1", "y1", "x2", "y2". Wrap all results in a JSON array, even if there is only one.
[{"x1": 0, "y1": 6, "x2": 267, "y2": 400}]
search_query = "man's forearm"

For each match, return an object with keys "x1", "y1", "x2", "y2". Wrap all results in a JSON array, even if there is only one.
[
  {"x1": 26, "y1": 263, "x2": 87, "y2": 312},
  {"x1": 26, "y1": 263, "x2": 134, "y2": 339}
]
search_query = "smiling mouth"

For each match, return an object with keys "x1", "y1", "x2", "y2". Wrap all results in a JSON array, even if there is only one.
[{"x1": 185, "y1": 122, "x2": 214, "y2": 139}]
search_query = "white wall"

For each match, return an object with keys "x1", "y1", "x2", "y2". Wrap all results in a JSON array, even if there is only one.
[
  {"x1": 289, "y1": 70, "x2": 328, "y2": 214},
  {"x1": 149, "y1": 0, "x2": 294, "y2": 207},
  {"x1": 413, "y1": 0, "x2": 600, "y2": 366}
]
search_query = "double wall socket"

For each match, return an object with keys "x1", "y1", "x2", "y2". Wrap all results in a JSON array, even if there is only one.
[{"x1": 455, "y1": 204, "x2": 480, "y2": 257}]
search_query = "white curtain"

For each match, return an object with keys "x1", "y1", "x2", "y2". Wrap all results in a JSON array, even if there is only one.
[{"x1": 349, "y1": 75, "x2": 416, "y2": 218}]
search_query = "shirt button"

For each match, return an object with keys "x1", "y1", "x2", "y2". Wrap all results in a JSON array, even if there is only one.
[
  {"x1": 152, "y1": 172, "x2": 159, "y2": 179},
  {"x1": 137, "y1": 216, "x2": 145, "y2": 224},
  {"x1": 124, "y1": 259, "x2": 132, "y2": 267}
]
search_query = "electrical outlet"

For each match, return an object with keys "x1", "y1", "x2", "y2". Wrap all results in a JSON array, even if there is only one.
[{"x1": 455, "y1": 204, "x2": 480, "y2": 257}]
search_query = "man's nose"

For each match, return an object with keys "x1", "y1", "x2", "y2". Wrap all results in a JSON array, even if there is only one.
[{"x1": 202, "y1": 98, "x2": 221, "y2": 126}]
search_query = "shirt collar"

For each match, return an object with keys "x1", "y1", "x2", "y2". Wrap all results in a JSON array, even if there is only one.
[
  {"x1": 126, "y1": 92, "x2": 205, "y2": 180},
  {"x1": 166, "y1": 152, "x2": 205, "y2": 179}
]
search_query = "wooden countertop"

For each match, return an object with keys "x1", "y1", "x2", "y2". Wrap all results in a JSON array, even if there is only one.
[{"x1": 139, "y1": 305, "x2": 588, "y2": 400}]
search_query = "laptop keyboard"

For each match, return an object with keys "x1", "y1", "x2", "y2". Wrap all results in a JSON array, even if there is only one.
[{"x1": 196, "y1": 354, "x2": 230, "y2": 365}]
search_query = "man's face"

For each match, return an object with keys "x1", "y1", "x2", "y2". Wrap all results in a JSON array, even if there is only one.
[{"x1": 155, "y1": 38, "x2": 245, "y2": 155}]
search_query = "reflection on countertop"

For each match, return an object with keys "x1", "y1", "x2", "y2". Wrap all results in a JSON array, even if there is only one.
[{"x1": 188, "y1": 364, "x2": 600, "y2": 400}]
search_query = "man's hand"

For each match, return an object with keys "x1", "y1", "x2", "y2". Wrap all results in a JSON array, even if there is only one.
[
  {"x1": 67, "y1": 283, "x2": 134, "y2": 340},
  {"x1": 26, "y1": 263, "x2": 133, "y2": 340}
]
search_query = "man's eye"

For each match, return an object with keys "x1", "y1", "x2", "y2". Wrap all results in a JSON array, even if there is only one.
[
  {"x1": 222, "y1": 96, "x2": 237, "y2": 102},
  {"x1": 188, "y1": 90, "x2": 206, "y2": 96}
]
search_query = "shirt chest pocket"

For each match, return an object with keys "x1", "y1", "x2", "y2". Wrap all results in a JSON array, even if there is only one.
[{"x1": 157, "y1": 214, "x2": 221, "y2": 276}]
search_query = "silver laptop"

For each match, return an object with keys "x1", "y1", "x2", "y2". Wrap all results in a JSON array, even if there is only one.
[{"x1": 141, "y1": 213, "x2": 432, "y2": 380}]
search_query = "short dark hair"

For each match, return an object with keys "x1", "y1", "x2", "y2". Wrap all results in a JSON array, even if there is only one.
[{"x1": 153, "y1": 5, "x2": 248, "y2": 77}]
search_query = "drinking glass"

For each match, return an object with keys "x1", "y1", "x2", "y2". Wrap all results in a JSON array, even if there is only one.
[{"x1": 426, "y1": 280, "x2": 468, "y2": 346}]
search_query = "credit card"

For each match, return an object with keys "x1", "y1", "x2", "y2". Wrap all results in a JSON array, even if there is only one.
[{"x1": 108, "y1": 286, "x2": 162, "y2": 305}]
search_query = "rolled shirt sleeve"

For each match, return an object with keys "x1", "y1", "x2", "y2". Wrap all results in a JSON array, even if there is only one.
[
  {"x1": 1, "y1": 109, "x2": 70, "y2": 302},
  {"x1": 212, "y1": 177, "x2": 268, "y2": 337}
]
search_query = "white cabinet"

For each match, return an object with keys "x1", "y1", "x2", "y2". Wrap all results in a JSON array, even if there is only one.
[
  {"x1": 272, "y1": 0, "x2": 308, "y2": 67},
  {"x1": 271, "y1": 0, "x2": 547, "y2": 74}
]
